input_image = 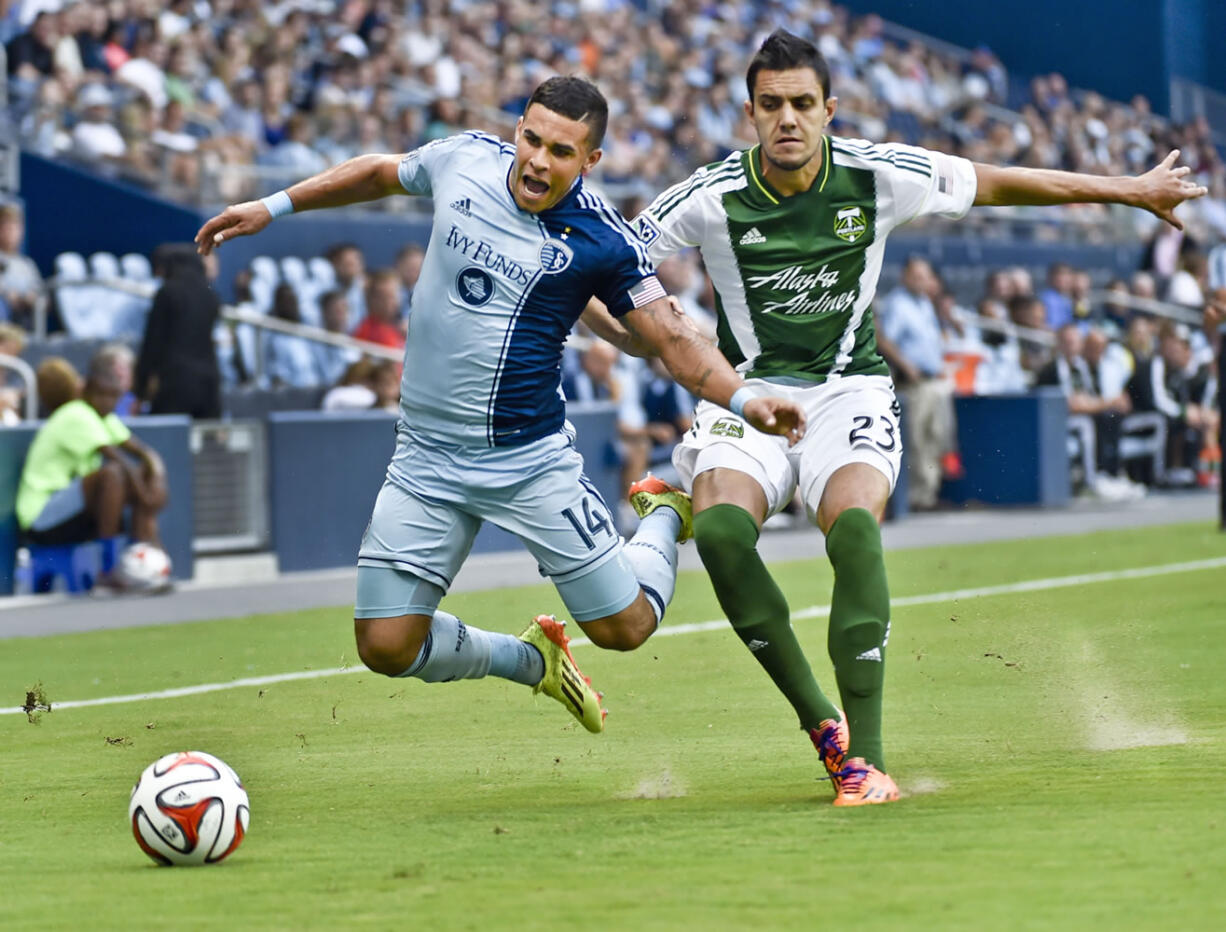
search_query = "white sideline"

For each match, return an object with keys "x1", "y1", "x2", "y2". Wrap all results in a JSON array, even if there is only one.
[{"x1": 5, "y1": 555, "x2": 1225, "y2": 717}]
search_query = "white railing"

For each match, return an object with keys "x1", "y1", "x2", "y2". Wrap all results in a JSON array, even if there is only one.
[{"x1": 0, "y1": 352, "x2": 36, "y2": 419}]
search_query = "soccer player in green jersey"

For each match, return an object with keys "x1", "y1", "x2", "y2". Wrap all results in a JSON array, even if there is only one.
[{"x1": 595, "y1": 29, "x2": 1205, "y2": 805}]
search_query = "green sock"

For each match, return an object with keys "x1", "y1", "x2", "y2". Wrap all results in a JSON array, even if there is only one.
[
  {"x1": 825, "y1": 507, "x2": 891, "y2": 770},
  {"x1": 693, "y1": 504, "x2": 840, "y2": 730}
]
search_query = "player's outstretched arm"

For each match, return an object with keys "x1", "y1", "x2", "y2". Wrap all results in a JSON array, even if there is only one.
[
  {"x1": 621, "y1": 296, "x2": 805, "y2": 445},
  {"x1": 195, "y1": 153, "x2": 407, "y2": 255},
  {"x1": 973, "y1": 149, "x2": 1208, "y2": 230}
]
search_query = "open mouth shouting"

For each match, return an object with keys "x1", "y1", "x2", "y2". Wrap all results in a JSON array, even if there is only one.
[{"x1": 521, "y1": 174, "x2": 550, "y2": 199}]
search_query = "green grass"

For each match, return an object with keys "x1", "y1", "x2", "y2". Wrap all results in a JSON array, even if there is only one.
[{"x1": 2, "y1": 522, "x2": 1224, "y2": 931}]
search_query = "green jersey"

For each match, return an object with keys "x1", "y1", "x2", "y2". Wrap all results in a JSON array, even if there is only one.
[
  {"x1": 633, "y1": 135, "x2": 977, "y2": 383},
  {"x1": 16, "y1": 399, "x2": 131, "y2": 528}
]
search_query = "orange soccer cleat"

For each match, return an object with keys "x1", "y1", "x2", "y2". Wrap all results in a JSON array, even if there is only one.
[
  {"x1": 807, "y1": 712, "x2": 850, "y2": 792},
  {"x1": 832, "y1": 757, "x2": 900, "y2": 807},
  {"x1": 627, "y1": 476, "x2": 693, "y2": 542}
]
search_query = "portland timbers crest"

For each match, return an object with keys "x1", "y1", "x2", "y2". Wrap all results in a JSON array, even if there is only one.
[{"x1": 834, "y1": 206, "x2": 867, "y2": 243}]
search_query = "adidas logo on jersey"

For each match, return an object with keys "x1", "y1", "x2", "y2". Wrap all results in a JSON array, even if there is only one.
[
  {"x1": 450, "y1": 197, "x2": 472, "y2": 217},
  {"x1": 739, "y1": 227, "x2": 766, "y2": 245},
  {"x1": 856, "y1": 647, "x2": 883, "y2": 662}
]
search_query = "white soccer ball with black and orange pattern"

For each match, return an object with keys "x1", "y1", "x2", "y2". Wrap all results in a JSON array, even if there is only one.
[{"x1": 129, "y1": 751, "x2": 249, "y2": 865}]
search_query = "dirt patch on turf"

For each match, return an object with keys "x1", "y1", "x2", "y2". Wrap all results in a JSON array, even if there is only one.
[
  {"x1": 901, "y1": 775, "x2": 947, "y2": 797},
  {"x1": 1072, "y1": 639, "x2": 1189, "y2": 751},
  {"x1": 618, "y1": 769, "x2": 687, "y2": 799}
]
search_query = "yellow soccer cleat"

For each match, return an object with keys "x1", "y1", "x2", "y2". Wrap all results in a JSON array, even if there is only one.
[
  {"x1": 627, "y1": 476, "x2": 693, "y2": 542},
  {"x1": 832, "y1": 757, "x2": 900, "y2": 807},
  {"x1": 519, "y1": 615, "x2": 606, "y2": 733},
  {"x1": 807, "y1": 711, "x2": 850, "y2": 793}
]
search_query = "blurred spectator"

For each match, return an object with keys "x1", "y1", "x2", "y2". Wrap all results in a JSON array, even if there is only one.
[
  {"x1": 71, "y1": 82, "x2": 126, "y2": 166},
  {"x1": 639, "y1": 356, "x2": 693, "y2": 481},
  {"x1": 1037, "y1": 324, "x2": 1137, "y2": 498},
  {"x1": 351, "y1": 269, "x2": 405, "y2": 349},
  {"x1": 327, "y1": 242, "x2": 367, "y2": 326},
  {"x1": 136, "y1": 243, "x2": 221, "y2": 418},
  {"x1": 322, "y1": 357, "x2": 378, "y2": 412},
  {"x1": 562, "y1": 339, "x2": 647, "y2": 501},
  {"x1": 1166, "y1": 251, "x2": 1207, "y2": 308},
  {"x1": 6, "y1": 11, "x2": 56, "y2": 79},
  {"x1": 15, "y1": 344, "x2": 168, "y2": 581},
  {"x1": 264, "y1": 283, "x2": 321, "y2": 388},
  {"x1": 34, "y1": 356, "x2": 82, "y2": 417},
  {"x1": 370, "y1": 358, "x2": 401, "y2": 413},
  {"x1": 877, "y1": 256, "x2": 957, "y2": 509},
  {"x1": 1129, "y1": 322, "x2": 1218, "y2": 483},
  {"x1": 1039, "y1": 262, "x2": 1075, "y2": 330},
  {"x1": 0, "y1": 320, "x2": 28, "y2": 422},
  {"x1": 313, "y1": 289, "x2": 360, "y2": 387},
  {"x1": 1008, "y1": 293, "x2": 1053, "y2": 377},
  {"x1": 394, "y1": 243, "x2": 425, "y2": 318},
  {"x1": 970, "y1": 297, "x2": 1028, "y2": 394},
  {"x1": 0, "y1": 203, "x2": 45, "y2": 328}
]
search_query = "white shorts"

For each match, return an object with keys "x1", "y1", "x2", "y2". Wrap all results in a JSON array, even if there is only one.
[{"x1": 671, "y1": 375, "x2": 903, "y2": 522}]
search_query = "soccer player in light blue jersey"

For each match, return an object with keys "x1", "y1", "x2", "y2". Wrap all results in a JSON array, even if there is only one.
[{"x1": 196, "y1": 76, "x2": 805, "y2": 733}]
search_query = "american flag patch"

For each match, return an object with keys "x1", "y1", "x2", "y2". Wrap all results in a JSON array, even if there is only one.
[{"x1": 628, "y1": 275, "x2": 666, "y2": 308}]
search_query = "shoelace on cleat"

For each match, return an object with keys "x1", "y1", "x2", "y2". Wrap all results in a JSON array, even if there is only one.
[{"x1": 832, "y1": 763, "x2": 871, "y2": 794}]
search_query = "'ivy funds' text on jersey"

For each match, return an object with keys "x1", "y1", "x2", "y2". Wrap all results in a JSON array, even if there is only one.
[
  {"x1": 634, "y1": 136, "x2": 977, "y2": 383},
  {"x1": 395, "y1": 131, "x2": 663, "y2": 450}
]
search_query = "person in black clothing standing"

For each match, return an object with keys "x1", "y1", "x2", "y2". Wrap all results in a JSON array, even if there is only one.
[{"x1": 136, "y1": 244, "x2": 222, "y2": 419}]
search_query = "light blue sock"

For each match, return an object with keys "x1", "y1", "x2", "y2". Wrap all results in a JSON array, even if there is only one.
[
  {"x1": 400, "y1": 611, "x2": 543, "y2": 686},
  {"x1": 623, "y1": 508, "x2": 681, "y2": 623}
]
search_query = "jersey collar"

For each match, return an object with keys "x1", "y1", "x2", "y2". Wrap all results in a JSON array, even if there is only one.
[{"x1": 744, "y1": 135, "x2": 833, "y2": 205}]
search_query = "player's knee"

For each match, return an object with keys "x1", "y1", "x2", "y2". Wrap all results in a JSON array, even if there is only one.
[
  {"x1": 581, "y1": 612, "x2": 653, "y2": 652},
  {"x1": 354, "y1": 622, "x2": 421, "y2": 677},
  {"x1": 693, "y1": 504, "x2": 758, "y2": 573}
]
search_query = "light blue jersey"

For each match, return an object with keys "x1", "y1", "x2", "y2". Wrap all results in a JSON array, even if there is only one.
[{"x1": 392, "y1": 131, "x2": 664, "y2": 460}]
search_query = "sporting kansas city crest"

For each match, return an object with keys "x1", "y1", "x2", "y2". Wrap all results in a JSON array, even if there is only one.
[
  {"x1": 456, "y1": 267, "x2": 494, "y2": 306},
  {"x1": 538, "y1": 238, "x2": 574, "y2": 274},
  {"x1": 834, "y1": 206, "x2": 867, "y2": 243}
]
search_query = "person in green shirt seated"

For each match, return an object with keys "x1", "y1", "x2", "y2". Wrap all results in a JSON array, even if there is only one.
[{"x1": 16, "y1": 345, "x2": 167, "y2": 571}]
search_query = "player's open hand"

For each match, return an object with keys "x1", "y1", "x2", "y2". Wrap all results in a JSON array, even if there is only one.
[
  {"x1": 743, "y1": 397, "x2": 806, "y2": 446},
  {"x1": 194, "y1": 201, "x2": 274, "y2": 256},
  {"x1": 1135, "y1": 150, "x2": 1208, "y2": 230}
]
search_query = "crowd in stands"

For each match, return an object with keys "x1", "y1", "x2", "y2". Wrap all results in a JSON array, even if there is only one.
[
  {"x1": 2, "y1": 0, "x2": 1225, "y2": 242},
  {"x1": 1, "y1": 1, "x2": 1222, "y2": 513}
]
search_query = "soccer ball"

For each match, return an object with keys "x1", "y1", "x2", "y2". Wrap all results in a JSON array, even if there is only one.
[
  {"x1": 129, "y1": 751, "x2": 250, "y2": 866},
  {"x1": 117, "y1": 542, "x2": 172, "y2": 591}
]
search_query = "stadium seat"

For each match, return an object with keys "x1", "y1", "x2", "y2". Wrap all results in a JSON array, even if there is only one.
[
  {"x1": 120, "y1": 253, "x2": 153, "y2": 281},
  {"x1": 19, "y1": 539, "x2": 121, "y2": 594},
  {"x1": 281, "y1": 256, "x2": 308, "y2": 288},
  {"x1": 54, "y1": 252, "x2": 88, "y2": 282},
  {"x1": 250, "y1": 256, "x2": 280, "y2": 283},
  {"x1": 308, "y1": 257, "x2": 336, "y2": 290},
  {"x1": 88, "y1": 252, "x2": 121, "y2": 281}
]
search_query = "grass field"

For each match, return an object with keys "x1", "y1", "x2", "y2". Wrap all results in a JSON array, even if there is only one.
[{"x1": 2, "y1": 521, "x2": 1224, "y2": 931}]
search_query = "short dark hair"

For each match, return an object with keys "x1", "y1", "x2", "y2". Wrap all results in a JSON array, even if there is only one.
[
  {"x1": 525, "y1": 75, "x2": 608, "y2": 149},
  {"x1": 746, "y1": 29, "x2": 831, "y2": 101}
]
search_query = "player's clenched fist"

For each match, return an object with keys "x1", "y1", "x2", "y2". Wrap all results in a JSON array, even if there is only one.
[
  {"x1": 743, "y1": 397, "x2": 806, "y2": 446},
  {"x1": 194, "y1": 201, "x2": 276, "y2": 256}
]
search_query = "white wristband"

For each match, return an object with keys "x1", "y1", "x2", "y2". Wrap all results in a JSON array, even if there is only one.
[
  {"x1": 260, "y1": 190, "x2": 294, "y2": 219},
  {"x1": 729, "y1": 386, "x2": 754, "y2": 418}
]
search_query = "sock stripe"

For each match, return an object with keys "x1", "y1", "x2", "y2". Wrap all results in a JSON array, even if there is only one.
[{"x1": 640, "y1": 583, "x2": 666, "y2": 622}]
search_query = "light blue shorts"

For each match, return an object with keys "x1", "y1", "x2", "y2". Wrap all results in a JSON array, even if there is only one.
[
  {"x1": 31, "y1": 478, "x2": 87, "y2": 531},
  {"x1": 355, "y1": 428, "x2": 640, "y2": 622}
]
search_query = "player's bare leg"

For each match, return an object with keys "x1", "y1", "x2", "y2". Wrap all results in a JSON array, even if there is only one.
[
  {"x1": 691, "y1": 467, "x2": 846, "y2": 787},
  {"x1": 817, "y1": 462, "x2": 899, "y2": 806}
]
